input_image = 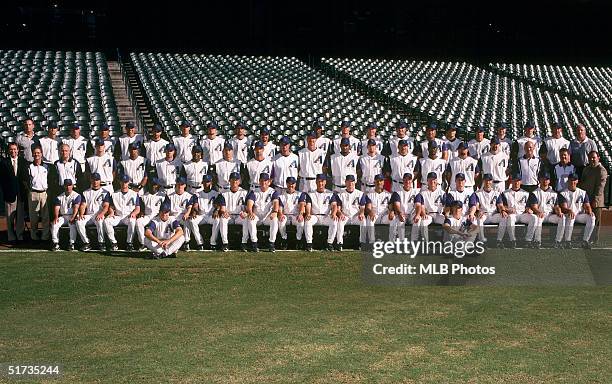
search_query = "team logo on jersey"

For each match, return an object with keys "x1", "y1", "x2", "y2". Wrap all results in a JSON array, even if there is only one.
[
  {"x1": 576, "y1": 196, "x2": 584, "y2": 204},
  {"x1": 482, "y1": 145, "x2": 490, "y2": 154},
  {"x1": 546, "y1": 196, "x2": 556, "y2": 206},
  {"x1": 261, "y1": 166, "x2": 270, "y2": 174},
  {"x1": 466, "y1": 164, "x2": 474, "y2": 172},
  {"x1": 407, "y1": 160, "x2": 415, "y2": 169},
  {"x1": 164, "y1": 225, "x2": 174, "y2": 235},
  {"x1": 347, "y1": 160, "x2": 355, "y2": 168},
  {"x1": 127, "y1": 197, "x2": 136, "y2": 206},
  {"x1": 215, "y1": 144, "x2": 222, "y2": 152},
  {"x1": 138, "y1": 163, "x2": 145, "y2": 170},
  {"x1": 375, "y1": 160, "x2": 382, "y2": 169},
  {"x1": 435, "y1": 195, "x2": 443, "y2": 204},
  {"x1": 289, "y1": 160, "x2": 298, "y2": 169},
  {"x1": 352, "y1": 197, "x2": 361, "y2": 206},
  {"x1": 78, "y1": 143, "x2": 85, "y2": 151},
  {"x1": 314, "y1": 155, "x2": 323, "y2": 164},
  {"x1": 499, "y1": 159, "x2": 506, "y2": 168},
  {"x1": 265, "y1": 194, "x2": 273, "y2": 203},
  {"x1": 381, "y1": 196, "x2": 389, "y2": 205},
  {"x1": 95, "y1": 194, "x2": 105, "y2": 204},
  {"x1": 238, "y1": 197, "x2": 245, "y2": 206},
  {"x1": 104, "y1": 159, "x2": 112, "y2": 168},
  {"x1": 323, "y1": 196, "x2": 331, "y2": 205},
  {"x1": 435, "y1": 164, "x2": 443, "y2": 173},
  {"x1": 518, "y1": 196, "x2": 527, "y2": 204}
]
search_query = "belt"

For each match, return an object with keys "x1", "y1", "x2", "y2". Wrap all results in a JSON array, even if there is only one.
[
  {"x1": 493, "y1": 180, "x2": 503, "y2": 183},
  {"x1": 31, "y1": 189, "x2": 47, "y2": 193},
  {"x1": 189, "y1": 183, "x2": 202, "y2": 189},
  {"x1": 393, "y1": 180, "x2": 403, "y2": 184},
  {"x1": 304, "y1": 177, "x2": 316, "y2": 180},
  {"x1": 334, "y1": 184, "x2": 346, "y2": 188},
  {"x1": 163, "y1": 185, "x2": 174, "y2": 189},
  {"x1": 100, "y1": 181, "x2": 112, "y2": 186},
  {"x1": 250, "y1": 184, "x2": 260, "y2": 188},
  {"x1": 365, "y1": 184, "x2": 375, "y2": 188}
]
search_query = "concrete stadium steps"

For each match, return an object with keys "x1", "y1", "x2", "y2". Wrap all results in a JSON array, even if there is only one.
[{"x1": 107, "y1": 61, "x2": 137, "y2": 127}]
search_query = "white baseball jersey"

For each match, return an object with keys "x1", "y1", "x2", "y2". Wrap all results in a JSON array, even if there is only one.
[
  {"x1": 553, "y1": 163, "x2": 576, "y2": 192},
  {"x1": 155, "y1": 158, "x2": 182, "y2": 187},
  {"x1": 359, "y1": 154, "x2": 385, "y2": 187},
  {"x1": 119, "y1": 156, "x2": 147, "y2": 185},
  {"x1": 445, "y1": 189, "x2": 472, "y2": 212},
  {"x1": 81, "y1": 188, "x2": 110, "y2": 214},
  {"x1": 417, "y1": 157, "x2": 447, "y2": 185},
  {"x1": 298, "y1": 148, "x2": 326, "y2": 179},
  {"x1": 468, "y1": 138, "x2": 491, "y2": 160},
  {"x1": 279, "y1": 191, "x2": 307, "y2": 216},
  {"x1": 337, "y1": 189, "x2": 367, "y2": 217},
  {"x1": 367, "y1": 190, "x2": 391, "y2": 215},
  {"x1": 442, "y1": 137, "x2": 462, "y2": 160},
  {"x1": 28, "y1": 163, "x2": 49, "y2": 191},
  {"x1": 419, "y1": 138, "x2": 446, "y2": 159},
  {"x1": 518, "y1": 156, "x2": 542, "y2": 186},
  {"x1": 246, "y1": 158, "x2": 273, "y2": 188},
  {"x1": 470, "y1": 189, "x2": 501, "y2": 214},
  {"x1": 53, "y1": 190, "x2": 82, "y2": 215},
  {"x1": 90, "y1": 137, "x2": 116, "y2": 156},
  {"x1": 390, "y1": 188, "x2": 418, "y2": 216},
  {"x1": 166, "y1": 191, "x2": 194, "y2": 217},
  {"x1": 62, "y1": 136, "x2": 88, "y2": 165},
  {"x1": 145, "y1": 216, "x2": 181, "y2": 240},
  {"x1": 201, "y1": 136, "x2": 225, "y2": 165},
  {"x1": 307, "y1": 190, "x2": 337, "y2": 215},
  {"x1": 245, "y1": 187, "x2": 279, "y2": 216},
  {"x1": 181, "y1": 160, "x2": 209, "y2": 188},
  {"x1": 543, "y1": 136, "x2": 570, "y2": 164},
  {"x1": 444, "y1": 215, "x2": 474, "y2": 233},
  {"x1": 173, "y1": 134, "x2": 199, "y2": 163},
  {"x1": 262, "y1": 141, "x2": 277, "y2": 160},
  {"x1": 330, "y1": 153, "x2": 359, "y2": 187},
  {"x1": 86, "y1": 154, "x2": 115, "y2": 183},
  {"x1": 194, "y1": 189, "x2": 219, "y2": 216},
  {"x1": 54, "y1": 159, "x2": 80, "y2": 187},
  {"x1": 140, "y1": 191, "x2": 166, "y2": 216},
  {"x1": 447, "y1": 156, "x2": 479, "y2": 187},
  {"x1": 272, "y1": 153, "x2": 299, "y2": 188},
  {"x1": 496, "y1": 136, "x2": 512, "y2": 157},
  {"x1": 388, "y1": 135, "x2": 415, "y2": 157},
  {"x1": 389, "y1": 154, "x2": 418, "y2": 183},
  {"x1": 360, "y1": 137, "x2": 384, "y2": 156},
  {"x1": 218, "y1": 188, "x2": 247, "y2": 214},
  {"x1": 214, "y1": 159, "x2": 241, "y2": 189},
  {"x1": 333, "y1": 135, "x2": 360, "y2": 155},
  {"x1": 515, "y1": 135, "x2": 542, "y2": 159},
  {"x1": 117, "y1": 134, "x2": 144, "y2": 161},
  {"x1": 143, "y1": 138, "x2": 169, "y2": 164},
  {"x1": 480, "y1": 151, "x2": 509, "y2": 181},
  {"x1": 499, "y1": 188, "x2": 530, "y2": 213},
  {"x1": 229, "y1": 136, "x2": 251, "y2": 164},
  {"x1": 39, "y1": 136, "x2": 60, "y2": 164},
  {"x1": 415, "y1": 188, "x2": 446, "y2": 214},
  {"x1": 315, "y1": 136, "x2": 332, "y2": 154},
  {"x1": 559, "y1": 188, "x2": 590, "y2": 213},
  {"x1": 527, "y1": 187, "x2": 559, "y2": 214},
  {"x1": 109, "y1": 190, "x2": 140, "y2": 216}
]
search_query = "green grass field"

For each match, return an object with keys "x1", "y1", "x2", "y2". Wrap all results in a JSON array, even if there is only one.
[{"x1": 1, "y1": 249, "x2": 611, "y2": 383}]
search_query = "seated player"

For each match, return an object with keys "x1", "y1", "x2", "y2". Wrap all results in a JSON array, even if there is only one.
[
  {"x1": 467, "y1": 173, "x2": 504, "y2": 243},
  {"x1": 104, "y1": 174, "x2": 141, "y2": 251},
  {"x1": 303, "y1": 174, "x2": 339, "y2": 252},
  {"x1": 364, "y1": 174, "x2": 392, "y2": 245},
  {"x1": 136, "y1": 178, "x2": 167, "y2": 251},
  {"x1": 76, "y1": 173, "x2": 110, "y2": 251},
  {"x1": 558, "y1": 173, "x2": 596, "y2": 249},
  {"x1": 277, "y1": 176, "x2": 307, "y2": 250},
  {"x1": 389, "y1": 173, "x2": 418, "y2": 241},
  {"x1": 443, "y1": 200, "x2": 478, "y2": 244},
  {"x1": 216, "y1": 172, "x2": 249, "y2": 251},
  {"x1": 335, "y1": 175, "x2": 368, "y2": 251},
  {"x1": 496, "y1": 173, "x2": 536, "y2": 248},
  {"x1": 243, "y1": 173, "x2": 280, "y2": 252},
  {"x1": 412, "y1": 172, "x2": 446, "y2": 242},
  {"x1": 144, "y1": 203, "x2": 185, "y2": 259},
  {"x1": 165, "y1": 177, "x2": 195, "y2": 250},
  {"x1": 527, "y1": 172, "x2": 564, "y2": 248},
  {"x1": 187, "y1": 174, "x2": 221, "y2": 251},
  {"x1": 51, "y1": 179, "x2": 82, "y2": 251}
]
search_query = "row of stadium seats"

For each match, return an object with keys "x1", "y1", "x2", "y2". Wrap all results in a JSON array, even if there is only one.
[
  {"x1": 0, "y1": 50, "x2": 120, "y2": 142},
  {"x1": 491, "y1": 63, "x2": 612, "y2": 108},
  {"x1": 130, "y1": 52, "x2": 410, "y2": 152},
  {"x1": 321, "y1": 57, "x2": 612, "y2": 168}
]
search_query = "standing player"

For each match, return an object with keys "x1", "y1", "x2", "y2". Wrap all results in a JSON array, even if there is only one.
[
  {"x1": 277, "y1": 176, "x2": 307, "y2": 249},
  {"x1": 412, "y1": 172, "x2": 446, "y2": 242},
  {"x1": 39, "y1": 121, "x2": 60, "y2": 165},
  {"x1": 496, "y1": 173, "x2": 536, "y2": 248},
  {"x1": 360, "y1": 122, "x2": 384, "y2": 155},
  {"x1": 180, "y1": 145, "x2": 209, "y2": 194},
  {"x1": 445, "y1": 142, "x2": 478, "y2": 194},
  {"x1": 50, "y1": 179, "x2": 81, "y2": 251},
  {"x1": 388, "y1": 140, "x2": 418, "y2": 192},
  {"x1": 154, "y1": 143, "x2": 182, "y2": 194},
  {"x1": 165, "y1": 177, "x2": 195, "y2": 250},
  {"x1": 312, "y1": 121, "x2": 332, "y2": 155},
  {"x1": 228, "y1": 122, "x2": 251, "y2": 165},
  {"x1": 418, "y1": 123, "x2": 448, "y2": 160},
  {"x1": 558, "y1": 173, "x2": 596, "y2": 249},
  {"x1": 144, "y1": 203, "x2": 184, "y2": 259},
  {"x1": 115, "y1": 121, "x2": 144, "y2": 161},
  {"x1": 512, "y1": 121, "x2": 542, "y2": 162},
  {"x1": 104, "y1": 174, "x2": 140, "y2": 251},
  {"x1": 441, "y1": 123, "x2": 461, "y2": 160},
  {"x1": 62, "y1": 124, "x2": 88, "y2": 172},
  {"x1": 467, "y1": 174, "x2": 504, "y2": 243},
  {"x1": 85, "y1": 139, "x2": 116, "y2": 194},
  {"x1": 364, "y1": 174, "x2": 392, "y2": 244},
  {"x1": 243, "y1": 173, "x2": 280, "y2": 252},
  {"x1": 303, "y1": 174, "x2": 339, "y2": 251},
  {"x1": 493, "y1": 122, "x2": 513, "y2": 158},
  {"x1": 118, "y1": 142, "x2": 148, "y2": 195},
  {"x1": 527, "y1": 172, "x2": 564, "y2": 248},
  {"x1": 76, "y1": 173, "x2": 110, "y2": 251},
  {"x1": 541, "y1": 122, "x2": 570, "y2": 169},
  {"x1": 187, "y1": 175, "x2": 220, "y2": 251},
  {"x1": 389, "y1": 173, "x2": 418, "y2": 241},
  {"x1": 358, "y1": 139, "x2": 387, "y2": 193},
  {"x1": 468, "y1": 126, "x2": 491, "y2": 160},
  {"x1": 173, "y1": 121, "x2": 199, "y2": 163},
  {"x1": 246, "y1": 141, "x2": 273, "y2": 191},
  {"x1": 335, "y1": 175, "x2": 368, "y2": 250},
  {"x1": 415, "y1": 141, "x2": 447, "y2": 190},
  {"x1": 272, "y1": 137, "x2": 299, "y2": 193},
  {"x1": 212, "y1": 142, "x2": 242, "y2": 191},
  {"x1": 200, "y1": 121, "x2": 225, "y2": 165},
  {"x1": 135, "y1": 178, "x2": 166, "y2": 252},
  {"x1": 479, "y1": 137, "x2": 509, "y2": 193},
  {"x1": 387, "y1": 121, "x2": 415, "y2": 157},
  {"x1": 332, "y1": 121, "x2": 360, "y2": 155},
  {"x1": 258, "y1": 128, "x2": 278, "y2": 160},
  {"x1": 143, "y1": 124, "x2": 169, "y2": 165},
  {"x1": 329, "y1": 138, "x2": 359, "y2": 193},
  {"x1": 90, "y1": 124, "x2": 116, "y2": 157},
  {"x1": 298, "y1": 131, "x2": 327, "y2": 192},
  {"x1": 216, "y1": 172, "x2": 249, "y2": 251}
]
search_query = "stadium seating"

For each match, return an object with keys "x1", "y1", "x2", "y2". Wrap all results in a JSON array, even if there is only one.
[
  {"x1": 322, "y1": 58, "x2": 612, "y2": 168},
  {"x1": 130, "y1": 53, "x2": 405, "y2": 150},
  {"x1": 0, "y1": 50, "x2": 120, "y2": 144}
]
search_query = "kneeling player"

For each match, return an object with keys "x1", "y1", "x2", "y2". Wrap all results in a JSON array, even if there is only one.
[
  {"x1": 527, "y1": 172, "x2": 564, "y2": 248},
  {"x1": 558, "y1": 173, "x2": 595, "y2": 248},
  {"x1": 144, "y1": 203, "x2": 184, "y2": 259},
  {"x1": 412, "y1": 172, "x2": 446, "y2": 242},
  {"x1": 136, "y1": 179, "x2": 166, "y2": 251},
  {"x1": 389, "y1": 173, "x2": 418, "y2": 241},
  {"x1": 443, "y1": 200, "x2": 478, "y2": 244},
  {"x1": 496, "y1": 173, "x2": 536, "y2": 248},
  {"x1": 51, "y1": 179, "x2": 81, "y2": 251},
  {"x1": 278, "y1": 176, "x2": 307, "y2": 249},
  {"x1": 188, "y1": 174, "x2": 220, "y2": 250}
]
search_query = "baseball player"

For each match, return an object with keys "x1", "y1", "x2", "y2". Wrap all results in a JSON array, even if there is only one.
[
  {"x1": 90, "y1": 124, "x2": 116, "y2": 158},
  {"x1": 494, "y1": 122, "x2": 513, "y2": 158},
  {"x1": 272, "y1": 136, "x2": 299, "y2": 193},
  {"x1": 558, "y1": 173, "x2": 596, "y2": 249},
  {"x1": 468, "y1": 126, "x2": 491, "y2": 160},
  {"x1": 303, "y1": 174, "x2": 339, "y2": 252},
  {"x1": 243, "y1": 173, "x2": 280, "y2": 252},
  {"x1": 467, "y1": 173, "x2": 504, "y2": 243},
  {"x1": 358, "y1": 139, "x2": 387, "y2": 193},
  {"x1": 50, "y1": 179, "x2": 81, "y2": 251},
  {"x1": 541, "y1": 122, "x2": 570, "y2": 167},
  {"x1": 360, "y1": 122, "x2": 384, "y2": 155},
  {"x1": 443, "y1": 200, "x2": 478, "y2": 244},
  {"x1": 216, "y1": 172, "x2": 249, "y2": 250},
  {"x1": 104, "y1": 174, "x2": 141, "y2": 251},
  {"x1": 180, "y1": 145, "x2": 209, "y2": 194},
  {"x1": 333, "y1": 121, "x2": 360, "y2": 155},
  {"x1": 512, "y1": 121, "x2": 542, "y2": 161},
  {"x1": 228, "y1": 122, "x2": 251, "y2": 165},
  {"x1": 277, "y1": 176, "x2": 307, "y2": 249},
  {"x1": 517, "y1": 141, "x2": 542, "y2": 192},
  {"x1": 39, "y1": 121, "x2": 60, "y2": 165},
  {"x1": 118, "y1": 142, "x2": 148, "y2": 195},
  {"x1": 298, "y1": 131, "x2": 327, "y2": 192},
  {"x1": 329, "y1": 138, "x2": 359, "y2": 193},
  {"x1": 478, "y1": 137, "x2": 510, "y2": 193},
  {"x1": 444, "y1": 173, "x2": 472, "y2": 214},
  {"x1": 200, "y1": 121, "x2": 226, "y2": 165},
  {"x1": 76, "y1": 173, "x2": 110, "y2": 251},
  {"x1": 441, "y1": 123, "x2": 462, "y2": 160},
  {"x1": 165, "y1": 177, "x2": 195, "y2": 250},
  {"x1": 388, "y1": 140, "x2": 418, "y2": 192},
  {"x1": 173, "y1": 121, "x2": 199, "y2": 163},
  {"x1": 27, "y1": 146, "x2": 51, "y2": 241},
  {"x1": 115, "y1": 121, "x2": 144, "y2": 161},
  {"x1": 143, "y1": 124, "x2": 169, "y2": 165},
  {"x1": 335, "y1": 174, "x2": 368, "y2": 250},
  {"x1": 187, "y1": 175, "x2": 220, "y2": 251},
  {"x1": 388, "y1": 120, "x2": 415, "y2": 157},
  {"x1": 61, "y1": 123, "x2": 88, "y2": 172},
  {"x1": 51, "y1": 143, "x2": 84, "y2": 194},
  {"x1": 496, "y1": 173, "x2": 536, "y2": 248},
  {"x1": 255, "y1": 128, "x2": 277, "y2": 160},
  {"x1": 246, "y1": 141, "x2": 273, "y2": 191},
  {"x1": 412, "y1": 172, "x2": 446, "y2": 242},
  {"x1": 389, "y1": 173, "x2": 418, "y2": 241},
  {"x1": 417, "y1": 123, "x2": 448, "y2": 160},
  {"x1": 212, "y1": 142, "x2": 242, "y2": 191},
  {"x1": 135, "y1": 178, "x2": 166, "y2": 252},
  {"x1": 312, "y1": 121, "x2": 332, "y2": 155},
  {"x1": 154, "y1": 143, "x2": 182, "y2": 195},
  {"x1": 552, "y1": 148, "x2": 575, "y2": 192},
  {"x1": 415, "y1": 141, "x2": 447, "y2": 190},
  {"x1": 364, "y1": 174, "x2": 393, "y2": 244},
  {"x1": 85, "y1": 139, "x2": 116, "y2": 194},
  {"x1": 445, "y1": 142, "x2": 479, "y2": 194},
  {"x1": 144, "y1": 202, "x2": 185, "y2": 259},
  {"x1": 527, "y1": 172, "x2": 564, "y2": 248}
]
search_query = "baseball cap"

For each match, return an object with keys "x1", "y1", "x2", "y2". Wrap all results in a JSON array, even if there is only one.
[
  {"x1": 47, "y1": 121, "x2": 58, "y2": 129},
  {"x1": 345, "y1": 174, "x2": 355, "y2": 182},
  {"x1": 180, "y1": 121, "x2": 191, "y2": 128},
  {"x1": 307, "y1": 131, "x2": 317, "y2": 139},
  {"x1": 312, "y1": 121, "x2": 323, "y2": 129},
  {"x1": 316, "y1": 173, "x2": 327, "y2": 180},
  {"x1": 403, "y1": 172, "x2": 413, "y2": 180},
  {"x1": 374, "y1": 174, "x2": 385, "y2": 181},
  {"x1": 202, "y1": 174, "x2": 213, "y2": 183},
  {"x1": 428, "y1": 140, "x2": 438, "y2": 149},
  {"x1": 128, "y1": 142, "x2": 140, "y2": 150},
  {"x1": 491, "y1": 137, "x2": 501, "y2": 145},
  {"x1": 446, "y1": 123, "x2": 457, "y2": 131},
  {"x1": 455, "y1": 173, "x2": 466, "y2": 180},
  {"x1": 63, "y1": 179, "x2": 73, "y2": 186},
  {"x1": 426, "y1": 122, "x2": 437, "y2": 130},
  {"x1": 164, "y1": 143, "x2": 176, "y2": 152},
  {"x1": 496, "y1": 122, "x2": 508, "y2": 129},
  {"x1": 451, "y1": 200, "x2": 463, "y2": 209},
  {"x1": 458, "y1": 141, "x2": 468, "y2": 150},
  {"x1": 426, "y1": 172, "x2": 437, "y2": 180},
  {"x1": 475, "y1": 126, "x2": 484, "y2": 133},
  {"x1": 260, "y1": 128, "x2": 270, "y2": 135},
  {"x1": 223, "y1": 142, "x2": 233, "y2": 150},
  {"x1": 524, "y1": 121, "x2": 535, "y2": 129},
  {"x1": 152, "y1": 123, "x2": 163, "y2": 133},
  {"x1": 340, "y1": 138, "x2": 350, "y2": 146},
  {"x1": 367, "y1": 139, "x2": 377, "y2": 146},
  {"x1": 206, "y1": 121, "x2": 218, "y2": 130},
  {"x1": 91, "y1": 172, "x2": 101, "y2": 181},
  {"x1": 340, "y1": 120, "x2": 351, "y2": 128},
  {"x1": 176, "y1": 176, "x2": 186, "y2": 185},
  {"x1": 192, "y1": 145, "x2": 203, "y2": 153},
  {"x1": 100, "y1": 124, "x2": 109, "y2": 131},
  {"x1": 366, "y1": 122, "x2": 378, "y2": 130},
  {"x1": 539, "y1": 172, "x2": 551, "y2": 180},
  {"x1": 286, "y1": 176, "x2": 297, "y2": 184},
  {"x1": 94, "y1": 138, "x2": 105, "y2": 147},
  {"x1": 151, "y1": 177, "x2": 161, "y2": 186},
  {"x1": 71, "y1": 123, "x2": 81, "y2": 130},
  {"x1": 279, "y1": 136, "x2": 291, "y2": 145},
  {"x1": 234, "y1": 122, "x2": 246, "y2": 130},
  {"x1": 397, "y1": 120, "x2": 408, "y2": 129},
  {"x1": 398, "y1": 139, "x2": 408, "y2": 147},
  {"x1": 229, "y1": 172, "x2": 241, "y2": 180},
  {"x1": 119, "y1": 174, "x2": 130, "y2": 183},
  {"x1": 259, "y1": 173, "x2": 270, "y2": 181},
  {"x1": 254, "y1": 141, "x2": 264, "y2": 149},
  {"x1": 125, "y1": 121, "x2": 136, "y2": 129},
  {"x1": 159, "y1": 203, "x2": 171, "y2": 213},
  {"x1": 511, "y1": 172, "x2": 522, "y2": 180},
  {"x1": 551, "y1": 122, "x2": 563, "y2": 129},
  {"x1": 567, "y1": 173, "x2": 579, "y2": 180},
  {"x1": 482, "y1": 173, "x2": 494, "y2": 181}
]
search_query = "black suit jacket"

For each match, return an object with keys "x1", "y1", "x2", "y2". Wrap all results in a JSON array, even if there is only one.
[{"x1": 0, "y1": 156, "x2": 28, "y2": 203}]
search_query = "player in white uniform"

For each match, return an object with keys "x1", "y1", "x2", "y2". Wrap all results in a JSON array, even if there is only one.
[
  {"x1": 442, "y1": 123, "x2": 462, "y2": 160},
  {"x1": 412, "y1": 172, "x2": 446, "y2": 242},
  {"x1": 389, "y1": 173, "x2": 418, "y2": 241},
  {"x1": 50, "y1": 179, "x2": 81, "y2": 251},
  {"x1": 312, "y1": 121, "x2": 332, "y2": 155},
  {"x1": 228, "y1": 122, "x2": 251, "y2": 165},
  {"x1": 277, "y1": 177, "x2": 307, "y2": 249},
  {"x1": 154, "y1": 143, "x2": 182, "y2": 195},
  {"x1": 467, "y1": 174, "x2": 504, "y2": 243},
  {"x1": 62, "y1": 124, "x2": 88, "y2": 172},
  {"x1": 517, "y1": 141, "x2": 542, "y2": 193},
  {"x1": 39, "y1": 122, "x2": 60, "y2": 165},
  {"x1": 118, "y1": 142, "x2": 148, "y2": 195},
  {"x1": 187, "y1": 175, "x2": 221, "y2": 251},
  {"x1": 494, "y1": 122, "x2": 512, "y2": 158},
  {"x1": 445, "y1": 142, "x2": 479, "y2": 194},
  {"x1": 90, "y1": 125, "x2": 116, "y2": 158},
  {"x1": 468, "y1": 126, "x2": 491, "y2": 160},
  {"x1": 388, "y1": 140, "x2": 418, "y2": 192},
  {"x1": 135, "y1": 178, "x2": 166, "y2": 252},
  {"x1": 144, "y1": 203, "x2": 184, "y2": 259},
  {"x1": 512, "y1": 121, "x2": 542, "y2": 161},
  {"x1": 479, "y1": 137, "x2": 510, "y2": 193},
  {"x1": 415, "y1": 141, "x2": 447, "y2": 190},
  {"x1": 387, "y1": 121, "x2": 415, "y2": 157},
  {"x1": 332, "y1": 121, "x2": 360, "y2": 155},
  {"x1": 272, "y1": 136, "x2": 299, "y2": 193},
  {"x1": 246, "y1": 141, "x2": 273, "y2": 191},
  {"x1": 216, "y1": 172, "x2": 249, "y2": 250},
  {"x1": 115, "y1": 121, "x2": 144, "y2": 161},
  {"x1": 143, "y1": 124, "x2": 169, "y2": 165},
  {"x1": 541, "y1": 122, "x2": 570, "y2": 167},
  {"x1": 165, "y1": 177, "x2": 195, "y2": 250},
  {"x1": 243, "y1": 173, "x2": 280, "y2": 252},
  {"x1": 330, "y1": 138, "x2": 359, "y2": 193},
  {"x1": 552, "y1": 148, "x2": 575, "y2": 192},
  {"x1": 360, "y1": 122, "x2": 384, "y2": 155},
  {"x1": 255, "y1": 128, "x2": 277, "y2": 160},
  {"x1": 104, "y1": 174, "x2": 141, "y2": 251},
  {"x1": 496, "y1": 173, "x2": 536, "y2": 248},
  {"x1": 358, "y1": 139, "x2": 387, "y2": 193},
  {"x1": 418, "y1": 123, "x2": 448, "y2": 160},
  {"x1": 444, "y1": 173, "x2": 472, "y2": 214},
  {"x1": 76, "y1": 173, "x2": 110, "y2": 251},
  {"x1": 364, "y1": 174, "x2": 393, "y2": 244},
  {"x1": 527, "y1": 172, "x2": 564, "y2": 248},
  {"x1": 173, "y1": 121, "x2": 199, "y2": 163},
  {"x1": 201, "y1": 121, "x2": 225, "y2": 165},
  {"x1": 85, "y1": 139, "x2": 116, "y2": 194},
  {"x1": 303, "y1": 174, "x2": 339, "y2": 251},
  {"x1": 298, "y1": 131, "x2": 327, "y2": 192},
  {"x1": 558, "y1": 173, "x2": 596, "y2": 249},
  {"x1": 180, "y1": 145, "x2": 209, "y2": 194},
  {"x1": 212, "y1": 142, "x2": 242, "y2": 191},
  {"x1": 335, "y1": 175, "x2": 368, "y2": 250},
  {"x1": 443, "y1": 201, "x2": 478, "y2": 244}
]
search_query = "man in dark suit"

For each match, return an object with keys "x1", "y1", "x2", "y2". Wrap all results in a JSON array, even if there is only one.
[
  {"x1": 579, "y1": 150, "x2": 608, "y2": 226},
  {"x1": 0, "y1": 142, "x2": 28, "y2": 242}
]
